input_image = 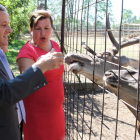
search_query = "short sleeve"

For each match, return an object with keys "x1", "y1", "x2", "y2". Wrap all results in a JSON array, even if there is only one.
[
  {"x1": 51, "y1": 41, "x2": 61, "y2": 52},
  {"x1": 17, "y1": 41, "x2": 36, "y2": 62}
]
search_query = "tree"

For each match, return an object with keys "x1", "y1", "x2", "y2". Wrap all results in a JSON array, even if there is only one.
[
  {"x1": 135, "y1": 17, "x2": 140, "y2": 24},
  {"x1": 123, "y1": 9, "x2": 138, "y2": 23},
  {"x1": 81, "y1": 0, "x2": 113, "y2": 26},
  {"x1": 64, "y1": 0, "x2": 113, "y2": 30},
  {"x1": 0, "y1": 0, "x2": 37, "y2": 42}
]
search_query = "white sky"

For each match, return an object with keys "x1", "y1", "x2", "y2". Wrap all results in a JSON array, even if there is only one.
[{"x1": 111, "y1": 0, "x2": 140, "y2": 23}]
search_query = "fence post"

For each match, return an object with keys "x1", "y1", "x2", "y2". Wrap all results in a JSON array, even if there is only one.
[
  {"x1": 61, "y1": 0, "x2": 66, "y2": 53},
  {"x1": 45, "y1": 0, "x2": 47, "y2": 10}
]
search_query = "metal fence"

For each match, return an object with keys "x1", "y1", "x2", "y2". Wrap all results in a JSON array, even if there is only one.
[
  {"x1": 59, "y1": 0, "x2": 140, "y2": 140},
  {"x1": 36, "y1": 0, "x2": 140, "y2": 139}
]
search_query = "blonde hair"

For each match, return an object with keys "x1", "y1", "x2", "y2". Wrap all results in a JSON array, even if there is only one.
[{"x1": 29, "y1": 10, "x2": 53, "y2": 29}]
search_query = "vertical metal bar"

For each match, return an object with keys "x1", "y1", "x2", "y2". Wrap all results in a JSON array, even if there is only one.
[
  {"x1": 76, "y1": 0, "x2": 80, "y2": 138},
  {"x1": 61, "y1": 0, "x2": 66, "y2": 53},
  {"x1": 69, "y1": 1, "x2": 74, "y2": 137},
  {"x1": 89, "y1": 87, "x2": 94, "y2": 140},
  {"x1": 100, "y1": 0, "x2": 108, "y2": 139},
  {"x1": 72, "y1": 0, "x2": 77, "y2": 138},
  {"x1": 45, "y1": 0, "x2": 47, "y2": 10},
  {"x1": 135, "y1": 38, "x2": 140, "y2": 139},
  {"x1": 69, "y1": 1, "x2": 73, "y2": 137},
  {"x1": 115, "y1": 0, "x2": 123, "y2": 139},
  {"x1": 85, "y1": 0, "x2": 89, "y2": 55},
  {"x1": 63, "y1": 1, "x2": 68, "y2": 138},
  {"x1": 91, "y1": 1, "x2": 97, "y2": 139},
  {"x1": 80, "y1": 0, "x2": 84, "y2": 53},
  {"x1": 85, "y1": 0, "x2": 90, "y2": 140},
  {"x1": 37, "y1": 0, "x2": 39, "y2": 9},
  {"x1": 80, "y1": 0, "x2": 85, "y2": 139},
  {"x1": 67, "y1": 75, "x2": 70, "y2": 138}
]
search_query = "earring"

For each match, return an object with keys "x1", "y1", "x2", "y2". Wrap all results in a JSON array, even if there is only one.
[{"x1": 30, "y1": 32, "x2": 33, "y2": 39}]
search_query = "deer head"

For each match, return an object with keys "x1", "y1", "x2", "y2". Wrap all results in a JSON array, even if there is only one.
[
  {"x1": 103, "y1": 69, "x2": 139, "y2": 100},
  {"x1": 65, "y1": 52, "x2": 117, "y2": 85}
]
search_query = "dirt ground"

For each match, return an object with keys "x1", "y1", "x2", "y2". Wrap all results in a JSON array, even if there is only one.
[{"x1": 64, "y1": 87, "x2": 140, "y2": 140}]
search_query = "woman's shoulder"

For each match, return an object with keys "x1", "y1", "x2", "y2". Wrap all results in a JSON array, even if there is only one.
[
  {"x1": 17, "y1": 40, "x2": 36, "y2": 61},
  {"x1": 22, "y1": 41, "x2": 35, "y2": 50},
  {"x1": 51, "y1": 40, "x2": 61, "y2": 52},
  {"x1": 20, "y1": 41, "x2": 39, "y2": 54},
  {"x1": 51, "y1": 40, "x2": 59, "y2": 45}
]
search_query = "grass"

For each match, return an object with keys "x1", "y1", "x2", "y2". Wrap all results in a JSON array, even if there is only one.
[{"x1": 6, "y1": 39, "x2": 27, "y2": 76}]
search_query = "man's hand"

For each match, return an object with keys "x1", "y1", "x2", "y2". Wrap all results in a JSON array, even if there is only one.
[{"x1": 35, "y1": 49, "x2": 64, "y2": 73}]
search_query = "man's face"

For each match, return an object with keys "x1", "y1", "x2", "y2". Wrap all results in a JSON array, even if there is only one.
[{"x1": 0, "y1": 11, "x2": 12, "y2": 53}]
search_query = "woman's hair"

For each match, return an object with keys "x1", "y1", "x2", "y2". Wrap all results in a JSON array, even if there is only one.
[
  {"x1": 0, "y1": 4, "x2": 7, "y2": 11},
  {"x1": 29, "y1": 10, "x2": 53, "y2": 29}
]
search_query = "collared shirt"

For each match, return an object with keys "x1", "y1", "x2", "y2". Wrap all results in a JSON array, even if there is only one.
[{"x1": 0, "y1": 48, "x2": 26, "y2": 123}]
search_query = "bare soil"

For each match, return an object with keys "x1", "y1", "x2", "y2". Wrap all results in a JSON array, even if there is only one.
[{"x1": 64, "y1": 87, "x2": 140, "y2": 140}]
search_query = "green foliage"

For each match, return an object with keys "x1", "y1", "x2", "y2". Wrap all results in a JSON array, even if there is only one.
[
  {"x1": 5, "y1": 39, "x2": 26, "y2": 76},
  {"x1": 6, "y1": 49, "x2": 20, "y2": 76},
  {"x1": 47, "y1": 0, "x2": 62, "y2": 30},
  {"x1": 97, "y1": 0, "x2": 112, "y2": 20},
  {"x1": 63, "y1": 0, "x2": 113, "y2": 30},
  {"x1": 6, "y1": 50, "x2": 18, "y2": 66},
  {"x1": 135, "y1": 17, "x2": 140, "y2": 24},
  {"x1": 47, "y1": 0, "x2": 62, "y2": 16},
  {"x1": 8, "y1": 39, "x2": 26, "y2": 51},
  {"x1": 82, "y1": 0, "x2": 112, "y2": 25},
  {"x1": 123, "y1": 9, "x2": 139, "y2": 23},
  {"x1": 0, "y1": 0, "x2": 37, "y2": 42}
]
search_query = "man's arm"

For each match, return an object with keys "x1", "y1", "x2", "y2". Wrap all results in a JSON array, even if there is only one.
[
  {"x1": 0, "y1": 50, "x2": 64, "y2": 106},
  {"x1": 0, "y1": 65, "x2": 47, "y2": 106}
]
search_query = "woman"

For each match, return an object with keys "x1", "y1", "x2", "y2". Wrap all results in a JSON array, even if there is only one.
[{"x1": 17, "y1": 10, "x2": 65, "y2": 140}]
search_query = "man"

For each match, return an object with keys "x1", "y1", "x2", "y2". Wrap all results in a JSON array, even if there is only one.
[{"x1": 0, "y1": 4, "x2": 64, "y2": 140}]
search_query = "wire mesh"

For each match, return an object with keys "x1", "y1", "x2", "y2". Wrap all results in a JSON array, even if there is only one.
[
  {"x1": 9, "y1": 0, "x2": 140, "y2": 139},
  {"x1": 61, "y1": 0, "x2": 140, "y2": 140},
  {"x1": 37, "y1": 0, "x2": 140, "y2": 139}
]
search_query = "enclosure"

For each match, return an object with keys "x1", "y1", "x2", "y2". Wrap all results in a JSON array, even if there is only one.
[
  {"x1": 3, "y1": 0, "x2": 140, "y2": 139},
  {"x1": 36, "y1": 0, "x2": 140, "y2": 139},
  {"x1": 58, "y1": 0, "x2": 140, "y2": 140}
]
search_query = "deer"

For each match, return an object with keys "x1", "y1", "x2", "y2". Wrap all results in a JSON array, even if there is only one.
[
  {"x1": 64, "y1": 14, "x2": 140, "y2": 134},
  {"x1": 103, "y1": 69, "x2": 140, "y2": 134}
]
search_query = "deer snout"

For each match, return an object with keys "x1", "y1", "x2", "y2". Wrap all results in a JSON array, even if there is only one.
[
  {"x1": 104, "y1": 71, "x2": 112, "y2": 77},
  {"x1": 104, "y1": 70, "x2": 118, "y2": 79}
]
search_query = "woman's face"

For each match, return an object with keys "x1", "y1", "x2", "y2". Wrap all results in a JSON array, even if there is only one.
[{"x1": 31, "y1": 18, "x2": 53, "y2": 47}]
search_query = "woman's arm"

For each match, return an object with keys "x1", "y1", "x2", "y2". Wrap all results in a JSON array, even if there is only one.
[{"x1": 17, "y1": 58, "x2": 35, "y2": 74}]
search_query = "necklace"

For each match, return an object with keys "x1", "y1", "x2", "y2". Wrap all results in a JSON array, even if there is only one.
[
  {"x1": 29, "y1": 40, "x2": 38, "y2": 47},
  {"x1": 28, "y1": 40, "x2": 52, "y2": 52}
]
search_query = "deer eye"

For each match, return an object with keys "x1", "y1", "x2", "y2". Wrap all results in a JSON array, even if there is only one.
[
  {"x1": 110, "y1": 84, "x2": 117, "y2": 88},
  {"x1": 79, "y1": 62, "x2": 84, "y2": 66}
]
